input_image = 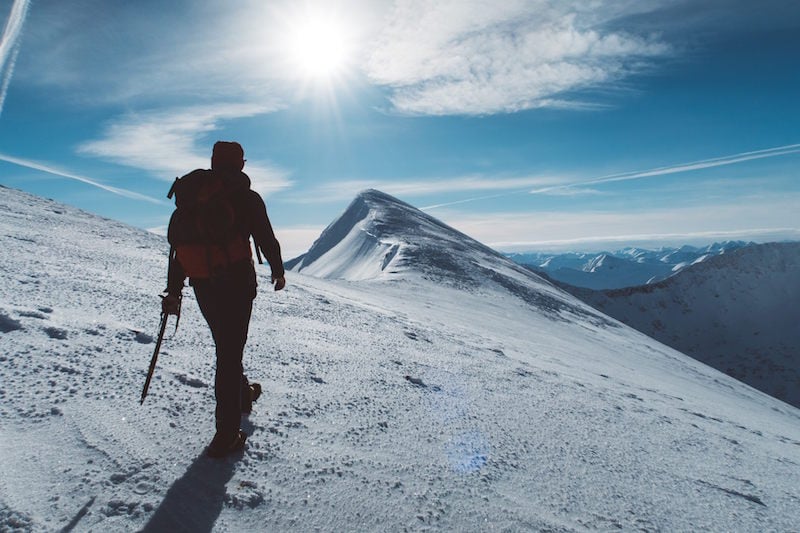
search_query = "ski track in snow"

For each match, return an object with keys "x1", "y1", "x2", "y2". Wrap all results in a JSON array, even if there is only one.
[{"x1": 1, "y1": 185, "x2": 799, "y2": 532}]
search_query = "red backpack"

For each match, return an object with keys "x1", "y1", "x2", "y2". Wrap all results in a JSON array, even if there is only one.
[{"x1": 167, "y1": 169, "x2": 252, "y2": 278}]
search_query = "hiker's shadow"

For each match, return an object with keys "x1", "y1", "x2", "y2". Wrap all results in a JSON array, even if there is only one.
[{"x1": 140, "y1": 452, "x2": 236, "y2": 533}]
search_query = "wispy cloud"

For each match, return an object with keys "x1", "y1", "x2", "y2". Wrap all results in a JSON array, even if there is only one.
[
  {"x1": 0, "y1": 0, "x2": 30, "y2": 116},
  {"x1": 19, "y1": 0, "x2": 670, "y2": 118},
  {"x1": 15, "y1": 0, "x2": 380, "y2": 107},
  {"x1": 443, "y1": 192, "x2": 800, "y2": 252},
  {"x1": 529, "y1": 143, "x2": 800, "y2": 194},
  {"x1": 289, "y1": 174, "x2": 565, "y2": 204},
  {"x1": 366, "y1": 1, "x2": 671, "y2": 115},
  {"x1": 77, "y1": 104, "x2": 293, "y2": 196},
  {"x1": 423, "y1": 143, "x2": 800, "y2": 209},
  {"x1": 0, "y1": 152, "x2": 164, "y2": 204},
  {"x1": 17, "y1": 1, "x2": 672, "y2": 117},
  {"x1": 289, "y1": 142, "x2": 800, "y2": 209}
]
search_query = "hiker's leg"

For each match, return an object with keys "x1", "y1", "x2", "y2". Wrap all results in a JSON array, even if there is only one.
[
  {"x1": 194, "y1": 269, "x2": 255, "y2": 436},
  {"x1": 193, "y1": 281, "x2": 227, "y2": 432},
  {"x1": 215, "y1": 288, "x2": 253, "y2": 433}
]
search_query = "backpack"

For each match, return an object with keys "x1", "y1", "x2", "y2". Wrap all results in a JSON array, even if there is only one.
[{"x1": 166, "y1": 169, "x2": 253, "y2": 278}]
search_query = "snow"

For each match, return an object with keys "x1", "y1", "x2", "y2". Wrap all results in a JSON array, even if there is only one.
[
  {"x1": 1, "y1": 185, "x2": 800, "y2": 532},
  {"x1": 565, "y1": 241, "x2": 800, "y2": 409},
  {"x1": 508, "y1": 242, "x2": 750, "y2": 290}
]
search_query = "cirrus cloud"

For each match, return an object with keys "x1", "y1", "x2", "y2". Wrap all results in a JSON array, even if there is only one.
[
  {"x1": 77, "y1": 103, "x2": 292, "y2": 196},
  {"x1": 366, "y1": 0, "x2": 671, "y2": 115},
  {"x1": 0, "y1": 0, "x2": 30, "y2": 117}
]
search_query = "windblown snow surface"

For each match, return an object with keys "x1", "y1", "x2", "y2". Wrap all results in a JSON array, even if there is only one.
[
  {"x1": 561, "y1": 242, "x2": 800, "y2": 410},
  {"x1": 1, "y1": 185, "x2": 800, "y2": 532}
]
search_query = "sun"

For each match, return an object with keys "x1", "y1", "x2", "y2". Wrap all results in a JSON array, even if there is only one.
[
  {"x1": 290, "y1": 19, "x2": 348, "y2": 78},
  {"x1": 282, "y1": 13, "x2": 354, "y2": 82}
]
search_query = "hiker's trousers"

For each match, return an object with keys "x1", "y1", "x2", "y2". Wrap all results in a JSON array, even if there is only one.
[{"x1": 192, "y1": 260, "x2": 257, "y2": 438}]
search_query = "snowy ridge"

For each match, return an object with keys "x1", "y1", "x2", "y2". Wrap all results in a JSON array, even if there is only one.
[
  {"x1": 566, "y1": 242, "x2": 800, "y2": 408},
  {"x1": 2, "y1": 185, "x2": 800, "y2": 532},
  {"x1": 285, "y1": 190, "x2": 401, "y2": 281},
  {"x1": 508, "y1": 241, "x2": 750, "y2": 289},
  {"x1": 288, "y1": 189, "x2": 603, "y2": 322},
  {"x1": 288, "y1": 189, "x2": 508, "y2": 282}
]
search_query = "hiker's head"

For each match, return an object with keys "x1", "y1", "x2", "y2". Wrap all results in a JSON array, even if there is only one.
[{"x1": 211, "y1": 141, "x2": 245, "y2": 171}]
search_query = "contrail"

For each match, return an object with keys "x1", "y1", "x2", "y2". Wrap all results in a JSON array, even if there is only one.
[
  {"x1": 422, "y1": 191, "x2": 517, "y2": 210},
  {"x1": 529, "y1": 143, "x2": 800, "y2": 194},
  {"x1": 0, "y1": 152, "x2": 165, "y2": 204},
  {"x1": 0, "y1": 0, "x2": 30, "y2": 116},
  {"x1": 423, "y1": 143, "x2": 800, "y2": 210}
]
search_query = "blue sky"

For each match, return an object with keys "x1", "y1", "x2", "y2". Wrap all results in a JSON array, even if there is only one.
[{"x1": 0, "y1": 0, "x2": 798, "y2": 259}]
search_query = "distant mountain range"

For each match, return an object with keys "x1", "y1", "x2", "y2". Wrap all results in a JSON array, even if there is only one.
[
  {"x1": 506, "y1": 242, "x2": 752, "y2": 290},
  {"x1": 557, "y1": 242, "x2": 800, "y2": 409}
]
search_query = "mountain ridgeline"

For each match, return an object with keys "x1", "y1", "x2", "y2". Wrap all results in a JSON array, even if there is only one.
[
  {"x1": 291, "y1": 189, "x2": 799, "y2": 409},
  {"x1": 287, "y1": 189, "x2": 611, "y2": 323},
  {"x1": 287, "y1": 189, "x2": 508, "y2": 282},
  {"x1": 507, "y1": 242, "x2": 752, "y2": 290},
  {"x1": 560, "y1": 242, "x2": 800, "y2": 408}
]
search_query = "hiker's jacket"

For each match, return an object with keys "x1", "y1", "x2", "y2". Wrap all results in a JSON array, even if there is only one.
[{"x1": 167, "y1": 170, "x2": 283, "y2": 293}]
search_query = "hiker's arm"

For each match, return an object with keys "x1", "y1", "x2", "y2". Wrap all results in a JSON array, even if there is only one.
[
  {"x1": 248, "y1": 191, "x2": 285, "y2": 279},
  {"x1": 165, "y1": 211, "x2": 187, "y2": 294},
  {"x1": 166, "y1": 253, "x2": 186, "y2": 295}
]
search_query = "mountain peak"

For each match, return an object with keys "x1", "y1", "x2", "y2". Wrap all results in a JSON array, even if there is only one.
[
  {"x1": 287, "y1": 189, "x2": 494, "y2": 281},
  {"x1": 356, "y1": 188, "x2": 404, "y2": 204},
  {"x1": 287, "y1": 189, "x2": 610, "y2": 323}
]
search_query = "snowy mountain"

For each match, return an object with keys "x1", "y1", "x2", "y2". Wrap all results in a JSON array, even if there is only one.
[
  {"x1": 562, "y1": 242, "x2": 800, "y2": 409},
  {"x1": 2, "y1": 185, "x2": 800, "y2": 532},
  {"x1": 507, "y1": 242, "x2": 750, "y2": 289},
  {"x1": 287, "y1": 189, "x2": 605, "y2": 319},
  {"x1": 288, "y1": 189, "x2": 534, "y2": 283}
]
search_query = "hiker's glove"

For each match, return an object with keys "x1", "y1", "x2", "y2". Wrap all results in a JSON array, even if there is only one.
[
  {"x1": 272, "y1": 275, "x2": 286, "y2": 291},
  {"x1": 161, "y1": 292, "x2": 182, "y2": 316}
]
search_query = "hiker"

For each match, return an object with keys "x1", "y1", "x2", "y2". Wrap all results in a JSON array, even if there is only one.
[{"x1": 161, "y1": 141, "x2": 285, "y2": 458}]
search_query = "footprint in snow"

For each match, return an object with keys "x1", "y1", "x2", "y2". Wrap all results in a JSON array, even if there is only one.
[
  {"x1": 43, "y1": 326, "x2": 68, "y2": 340},
  {"x1": 133, "y1": 331, "x2": 154, "y2": 344},
  {"x1": 0, "y1": 312, "x2": 23, "y2": 333},
  {"x1": 405, "y1": 375, "x2": 442, "y2": 392},
  {"x1": 405, "y1": 375, "x2": 426, "y2": 387},
  {"x1": 18, "y1": 310, "x2": 48, "y2": 319},
  {"x1": 174, "y1": 373, "x2": 208, "y2": 388}
]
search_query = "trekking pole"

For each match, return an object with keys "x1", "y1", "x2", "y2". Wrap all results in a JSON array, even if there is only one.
[
  {"x1": 141, "y1": 244, "x2": 181, "y2": 404},
  {"x1": 140, "y1": 310, "x2": 169, "y2": 405}
]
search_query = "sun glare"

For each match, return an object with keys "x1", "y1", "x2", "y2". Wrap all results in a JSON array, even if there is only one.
[{"x1": 284, "y1": 15, "x2": 352, "y2": 81}]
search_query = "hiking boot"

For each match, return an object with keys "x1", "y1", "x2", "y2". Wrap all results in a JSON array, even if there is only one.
[
  {"x1": 206, "y1": 429, "x2": 247, "y2": 458},
  {"x1": 241, "y1": 382, "x2": 262, "y2": 414}
]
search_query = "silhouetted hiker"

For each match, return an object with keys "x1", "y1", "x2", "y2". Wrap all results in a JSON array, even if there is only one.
[{"x1": 161, "y1": 141, "x2": 285, "y2": 458}]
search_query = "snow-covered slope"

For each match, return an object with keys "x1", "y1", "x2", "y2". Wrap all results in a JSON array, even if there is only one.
[
  {"x1": 508, "y1": 242, "x2": 750, "y2": 289},
  {"x1": 288, "y1": 189, "x2": 608, "y2": 322},
  {"x1": 564, "y1": 242, "x2": 800, "y2": 409},
  {"x1": 2, "y1": 185, "x2": 800, "y2": 532}
]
